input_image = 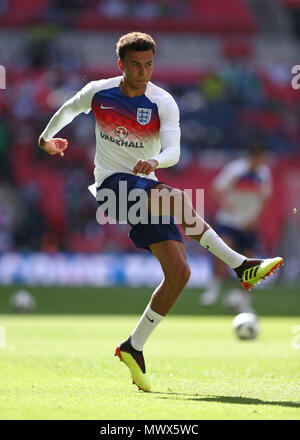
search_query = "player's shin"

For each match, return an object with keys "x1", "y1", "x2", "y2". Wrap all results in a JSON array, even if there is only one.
[
  {"x1": 199, "y1": 228, "x2": 245, "y2": 269},
  {"x1": 130, "y1": 304, "x2": 164, "y2": 351},
  {"x1": 176, "y1": 193, "x2": 245, "y2": 269}
]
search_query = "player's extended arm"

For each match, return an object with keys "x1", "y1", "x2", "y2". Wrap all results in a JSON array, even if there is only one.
[
  {"x1": 38, "y1": 97, "x2": 83, "y2": 156},
  {"x1": 212, "y1": 186, "x2": 224, "y2": 205},
  {"x1": 38, "y1": 81, "x2": 96, "y2": 156}
]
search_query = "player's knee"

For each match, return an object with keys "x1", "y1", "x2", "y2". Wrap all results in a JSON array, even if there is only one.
[
  {"x1": 177, "y1": 262, "x2": 191, "y2": 290},
  {"x1": 167, "y1": 261, "x2": 191, "y2": 290},
  {"x1": 181, "y1": 264, "x2": 191, "y2": 288}
]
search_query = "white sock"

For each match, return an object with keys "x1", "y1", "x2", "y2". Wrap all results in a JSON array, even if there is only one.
[
  {"x1": 207, "y1": 278, "x2": 221, "y2": 296},
  {"x1": 200, "y1": 228, "x2": 245, "y2": 269},
  {"x1": 130, "y1": 305, "x2": 164, "y2": 351}
]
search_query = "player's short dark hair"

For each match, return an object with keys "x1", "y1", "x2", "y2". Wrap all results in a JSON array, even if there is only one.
[
  {"x1": 116, "y1": 32, "x2": 156, "y2": 60},
  {"x1": 248, "y1": 143, "x2": 267, "y2": 157}
]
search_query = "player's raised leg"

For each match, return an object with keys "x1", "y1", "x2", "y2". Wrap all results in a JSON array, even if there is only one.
[
  {"x1": 115, "y1": 240, "x2": 190, "y2": 392},
  {"x1": 148, "y1": 183, "x2": 283, "y2": 291}
]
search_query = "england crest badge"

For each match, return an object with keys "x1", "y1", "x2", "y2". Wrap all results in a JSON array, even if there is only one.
[{"x1": 137, "y1": 108, "x2": 152, "y2": 125}]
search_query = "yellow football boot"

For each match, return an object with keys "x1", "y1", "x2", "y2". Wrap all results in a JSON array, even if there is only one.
[
  {"x1": 235, "y1": 257, "x2": 284, "y2": 291},
  {"x1": 115, "y1": 337, "x2": 151, "y2": 392}
]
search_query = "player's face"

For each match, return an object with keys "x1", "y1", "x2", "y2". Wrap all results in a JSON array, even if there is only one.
[
  {"x1": 250, "y1": 153, "x2": 265, "y2": 169},
  {"x1": 118, "y1": 50, "x2": 154, "y2": 90}
]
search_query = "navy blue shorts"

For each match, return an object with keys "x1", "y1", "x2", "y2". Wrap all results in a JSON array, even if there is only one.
[
  {"x1": 97, "y1": 173, "x2": 183, "y2": 251},
  {"x1": 215, "y1": 224, "x2": 257, "y2": 252}
]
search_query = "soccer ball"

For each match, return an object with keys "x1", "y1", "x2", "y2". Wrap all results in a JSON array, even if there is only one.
[
  {"x1": 10, "y1": 290, "x2": 36, "y2": 313},
  {"x1": 233, "y1": 312, "x2": 259, "y2": 340}
]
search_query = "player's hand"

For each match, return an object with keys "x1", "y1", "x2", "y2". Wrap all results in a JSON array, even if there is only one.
[
  {"x1": 221, "y1": 200, "x2": 235, "y2": 211},
  {"x1": 38, "y1": 137, "x2": 68, "y2": 157},
  {"x1": 133, "y1": 159, "x2": 159, "y2": 176},
  {"x1": 244, "y1": 219, "x2": 258, "y2": 232}
]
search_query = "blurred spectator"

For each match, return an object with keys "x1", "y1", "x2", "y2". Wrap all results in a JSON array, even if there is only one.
[
  {"x1": 45, "y1": 0, "x2": 87, "y2": 26},
  {"x1": 98, "y1": 0, "x2": 128, "y2": 18},
  {"x1": 97, "y1": 0, "x2": 191, "y2": 19},
  {"x1": 0, "y1": 0, "x2": 8, "y2": 15},
  {"x1": 0, "y1": 184, "x2": 23, "y2": 251},
  {"x1": 0, "y1": 117, "x2": 9, "y2": 169}
]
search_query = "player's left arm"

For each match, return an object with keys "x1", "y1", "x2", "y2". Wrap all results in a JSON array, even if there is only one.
[
  {"x1": 244, "y1": 167, "x2": 273, "y2": 230},
  {"x1": 38, "y1": 81, "x2": 98, "y2": 157},
  {"x1": 133, "y1": 97, "x2": 180, "y2": 175},
  {"x1": 212, "y1": 162, "x2": 241, "y2": 211},
  {"x1": 244, "y1": 196, "x2": 271, "y2": 231}
]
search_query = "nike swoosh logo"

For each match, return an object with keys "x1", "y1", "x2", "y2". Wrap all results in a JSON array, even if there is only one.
[
  {"x1": 146, "y1": 315, "x2": 154, "y2": 323},
  {"x1": 101, "y1": 105, "x2": 114, "y2": 109}
]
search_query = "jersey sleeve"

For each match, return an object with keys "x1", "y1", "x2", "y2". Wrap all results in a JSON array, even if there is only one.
[
  {"x1": 151, "y1": 95, "x2": 181, "y2": 168},
  {"x1": 213, "y1": 162, "x2": 240, "y2": 191},
  {"x1": 158, "y1": 95, "x2": 180, "y2": 133},
  {"x1": 41, "y1": 81, "x2": 101, "y2": 142},
  {"x1": 261, "y1": 166, "x2": 272, "y2": 199}
]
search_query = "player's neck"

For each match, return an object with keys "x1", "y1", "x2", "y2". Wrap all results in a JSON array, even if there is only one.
[{"x1": 119, "y1": 78, "x2": 147, "y2": 98}]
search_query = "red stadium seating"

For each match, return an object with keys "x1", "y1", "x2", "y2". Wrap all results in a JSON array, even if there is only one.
[
  {"x1": 0, "y1": 0, "x2": 258, "y2": 33},
  {"x1": 280, "y1": 0, "x2": 300, "y2": 7},
  {"x1": 191, "y1": 0, "x2": 258, "y2": 32},
  {"x1": 0, "y1": 0, "x2": 49, "y2": 26},
  {"x1": 77, "y1": 0, "x2": 257, "y2": 33}
]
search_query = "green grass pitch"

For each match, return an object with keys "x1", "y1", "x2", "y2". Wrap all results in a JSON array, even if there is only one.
[{"x1": 0, "y1": 284, "x2": 299, "y2": 420}]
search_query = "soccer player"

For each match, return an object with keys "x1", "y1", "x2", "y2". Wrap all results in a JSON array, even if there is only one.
[
  {"x1": 38, "y1": 32, "x2": 283, "y2": 392},
  {"x1": 199, "y1": 145, "x2": 273, "y2": 312}
]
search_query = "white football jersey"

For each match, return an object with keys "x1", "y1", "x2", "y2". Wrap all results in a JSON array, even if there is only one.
[
  {"x1": 213, "y1": 158, "x2": 272, "y2": 229},
  {"x1": 41, "y1": 76, "x2": 181, "y2": 196}
]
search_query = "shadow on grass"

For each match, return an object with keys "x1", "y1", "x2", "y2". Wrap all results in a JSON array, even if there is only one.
[{"x1": 151, "y1": 392, "x2": 300, "y2": 409}]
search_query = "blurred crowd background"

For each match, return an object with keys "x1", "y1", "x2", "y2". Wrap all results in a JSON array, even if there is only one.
[{"x1": 0, "y1": 0, "x2": 300, "y2": 283}]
